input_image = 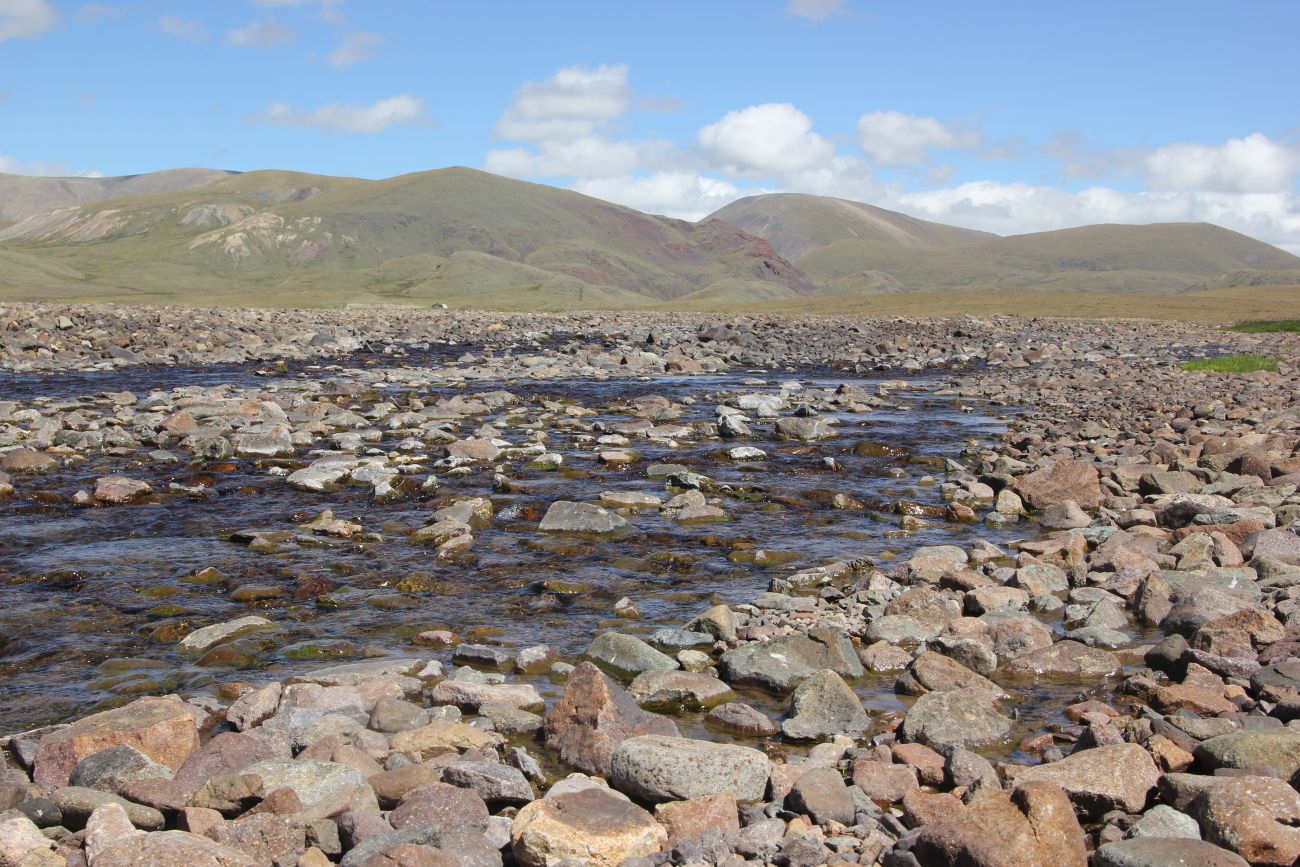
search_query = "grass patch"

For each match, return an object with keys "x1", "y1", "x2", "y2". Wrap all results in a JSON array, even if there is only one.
[
  {"x1": 1228, "y1": 319, "x2": 1300, "y2": 333},
  {"x1": 1180, "y1": 354, "x2": 1280, "y2": 373}
]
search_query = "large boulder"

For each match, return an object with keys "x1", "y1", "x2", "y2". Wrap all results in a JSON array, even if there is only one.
[
  {"x1": 33, "y1": 696, "x2": 199, "y2": 788},
  {"x1": 1189, "y1": 775, "x2": 1300, "y2": 866},
  {"x1": 911, "y1": 781, "x2": 1086, "y2": 867},
  {"x1": 1012, "y1": 460, "x2": 1102, "y2": 510},
  {"x1": 896, "y1": 651, "x2": 1007, "y2": 697},
  {"x1": 543, "y1": 662, "x2": 678, "y2": 776},
  {"x1": 900, "y1": 687, "x2": 1012, "y2": 751},
  {"x1": 780, "y1": 669, "x2": 869, "y2": 741},
  {"x1": 718, "y1": 628, "x2": 863, "y2": 693},
  {"x1": 512, "y1": 781, "x2": 666, "y2": 867},
  {"x1": 1195, "y1": 728, "x2": 1300, "y2": 780},
  {"x1": 610, "y1": 735, "x2": 769, "y2": 803},
  {"x1": 1011, "y1": 744, "x2": 1158, "y2": 818}
]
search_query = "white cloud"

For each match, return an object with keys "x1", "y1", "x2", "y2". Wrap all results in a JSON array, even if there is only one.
[
  {"x1": 572, "y1": 173, "x2": 743, "y2": 220},
  {"x1": 786, "y1": 0, "x2": 847, "y2": 21},
  {"x1": 261, "y1": 94, "x2": 425, "y2": 134},
  {"x1": 698, "y1": 103, "x2": 834, "y2": 174},
  {"x1": 252, "y1": 0, "x2": 344, "y2": 18},
  {"x1": 328, "y1": 30, "x2": 383, "y2": 68},
  {"x1": 494, "y1": 64, "x2": 632, "y2": 141},
  {"x1": 857, "y1": 110, "x2": 983, "y2": 164},
  {"x1": 0, "y1": 0, "x2": 56, "y2": 42},
  {"x1": 226, "y1": 16, "x2": 294, "y2": 48},
  {"x1": 0, "y1": 154, "x2": 102, "y2": 177},
  {"x1": 1145, "y1": 133, "x2": 1300, "y2": 194},
  {"x1": 159, "y1": 15, "x2": 206, "y2": 41}
]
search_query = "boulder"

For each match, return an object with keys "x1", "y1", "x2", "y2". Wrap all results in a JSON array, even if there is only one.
[
  {"x1": 1189, "y1": 775, "x2": 1300, "y2": 866},
  {"x1": 1011, "y1": 744, "x2": 1158, "y2": 818},
  {"x1": 896, "y1": 651, "x2": 1007, "y2": 697},
  {"x1": 584, "y1": 633, "x2": 678, "y2": 679},
  {"x1": 1094, "y1": 839, "x2": 1248, "y2": 867},
  {"x1": 543, "y1": 662, "x2": 678, "y2": 776},
  {"x1": 911, "y1": 781, "x2": 1087, "y2": 867},
  {"x1": 33, "y1": 696, "x2": 199, "y2": 788},
  {"x1": 900, "y1": 687, "x2": 1012, "y2": 751},
  {"x1": 1012, "y1": 460, "x2": 1102, "y2": 510},
  {"x1": 512, "y1": 783, "x2": 666, "y2": 867},
  {"x1": 780, "y1": 669, "x2": 869, "y2": 741},
  {"x1": 627, "y1": 670, "x2": 733, "y2": 710},
  {"x1": 610, "y1": 735, "x2": 769, "y2": 803},
  {"x1": 539, "y1": 501, "x2": 627, "y2": 534},
  {"x1": 718, "y1": 628, "x2": 863, "y2": 693},
  {"x1": 1195, "y1": 729, "x2": 1300, "y2": 780}
]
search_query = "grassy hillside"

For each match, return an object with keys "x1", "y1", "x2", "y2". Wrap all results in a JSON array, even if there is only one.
[{"x1": 0, "y1": 167, "x2": 812, "y2": 308}]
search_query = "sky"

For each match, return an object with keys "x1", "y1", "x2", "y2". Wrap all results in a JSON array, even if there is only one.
[{"x1": 2, "y1": 0, "x2": 1299, "y2": 251}]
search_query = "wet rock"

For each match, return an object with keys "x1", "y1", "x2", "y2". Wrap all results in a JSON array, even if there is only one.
[
  {"x1": 610, "y1": 735, "x2": 769, "y2": 803},
  {"x1": 93, "y1": 474, "x2": 152, "y2": 504},
  {"x1": 584, "y1": 632, "x2": 678, "y2": 679},
  {"x1": 718, "y1": 628, "x2": 863, "y2": 692},
  {"x1": 781, "y1": 669, "x2": 869, "y2": 741},
  {"x1": 899, "y1": 687, "x2": 1012, "y2": 751},
  {"x1": 181, "y1": 616, "x2": 277, "y2": 654},
  {"x1": 703, "y1": 702, "x2": 778, "y2": 737},
  {"x1": 512, "y1": 782, "x2": 666, "y2": 867},
  {"x1": 896, "y1": 650, "x2": 1007, "y2": 697},
  {"x1": 543, "y1": 662, "x2": 679, "y2": 776},
  {"x1": 539, "y1": 501, "x2": 627, "y2": 534},
  {"x1": 1011, "y1": 743, "x2": 1159, "y2": 818}
]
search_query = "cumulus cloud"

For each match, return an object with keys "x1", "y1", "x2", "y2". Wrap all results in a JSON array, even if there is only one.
[
  {"x1": 698, "y1": 103, "x2": 835, "y2": 174},
  {"x1": 494, "y1": 64, "x2": 632, "y2": 141},
  {"x1": 159, "y1": 15, "x2": 207, "y2": 41},
  {"x1": 572, "y1": 173, "x2": 743, "y2": 221},
  {"x1": 328, "y1": 30, "x2": 383, "y2": 68},
  {"x1": 261, "y1": 94, "x2": 425, "y2": 134},
  {"x1": 786, "y1": 0, "x2": 848, "y2": 21},
  {"x1": 1145, "y1": 133, "x2": 1300, "y2": 194},
  {"x1": 0, "y1": 0, "x2": 57, "y2": 42},
  {"x1": 226, "y1": 17, "x2": 295, "y2": 48},
  {"x1": 857, "y1": 110, "x2": 983, "y2": 164},
  {"x1": 252, "y1": 0, "x2": 344, "y2": 20}
]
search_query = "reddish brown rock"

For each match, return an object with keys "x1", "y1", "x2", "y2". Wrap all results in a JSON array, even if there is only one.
[
  {"x1": 1009, "y1": 744, "x2": 1158, "y2": 819},
  {"x1": 851, "y1": 759, "x2": 920, "y2": 804},
  {"x1": 1012, "y1": 460, "x2": 1102, "y2": 510},
  {"x1": 912, "y1": 781, "x2": 1086, "y2": 867},
  {"x1": 34, "y1": 696, "x2": 199, "y2": 789},
  {"x1": 654, "y1": 792, "x2": 739, "y2": 845},
  {"x1": 389, "y1": 782, "x2": 489, "y2": 832},
  {"x1": 1190, "y1": 775, "x2": 1300, "y2": 866},
  {"x1": 543, "y1": 662, "x2": 678, "y2": 775}
]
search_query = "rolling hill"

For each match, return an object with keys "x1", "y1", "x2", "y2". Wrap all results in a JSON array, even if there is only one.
[
  {"x1": 0, "y1": 166, "x2": 1297, "y2": 309},
  {"x1": 0, "y1": 167, "x2": 813, "y2": 308},
  {"x1": 0, "y1": 168, "x2": 234, "y2": 226}
]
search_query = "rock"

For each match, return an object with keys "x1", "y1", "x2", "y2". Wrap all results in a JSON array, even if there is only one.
[
  {"x1": 368, "y1": 764, "x2": 447, "y2": 809},
  {"x1": 0, "y1": 448, "x2": 55, "y2": 474},
  {"x1": 911, "y1": 781, "x2": 1087, "y2": 867},
  {"x1": 775, "y1": 416, "x2": 835, "y2": 441},
  {"x1": 390, "y1": 721, "x2": 502, "y2": 756},
  {"x1": 0, "y1": 816, "x2": 53, "y2": 867},
  {"x1": 896, "y1": 651, "x2": 1007, "y2": 697},
  {"x1": 851, "y1": 759, "x2": 920, "y2": 804},
  {"x1": 1011, "y1": 744, "x2": 1159, "y2": 818},
  {"x1": 512, "y1": 784, "x2": 666, "y2": 867},
  {"x1": 627, "y1": 670, "x2": 732, "y2": 710},
  {"x1": 718, "y1": 628, "x2": 863, "y2": 693},
  {"x1": 389, "y1": 782, "x2": 489, "y2": 832},
  {"x1": 69, "y1": 744, "x2": 173, "y2": 794},
  {"x1": 654, "y1": 792, "x2": 739, "y2": 846},
  {"x1": 539, "y1": 501, "x2": 627, "y2": 534},
  {"x1": 441, "y1": 761, "x2": 534, "y2": 807},
  {"x1": 1012, "y1": 460, "x2": 1102, "y2": 510},
  {"x1": 1002, "y1": 640, "x2": 1122, "y2": 678},
  {"x1": 703, "y1": 702, "x2": 779, "y2": 737},
  {"x1": 1040, "y1": 501, "x2": 1092, "y2": 530},
  {"x1": 684, "y1": 604, "x2": 739, "y2": 642},
  {"x1": 84, "y1": 803, "x2": 257, "y2": 867},
  {"x1": 93, "y1": 475, "x2": 152, "y2": 504},
  {"x1": 226, "y1": 682, "x2": 282, "y2": 731},
  {"x1": 180, "y1": 616, "x2": 277, "y2": 653},
  {"x1": 1189, "y1": 775, "x2": 1300, "y2": 866},
  {"x1": 609, "y1": 735, "x2": 769, "y2": 803},
  {"x1": 428, "y1": 679, "x2": 544, "y2": 713},
  {"x1": 1128, "y1": 804, "x2": 1201, "y2": 839},
  {"x1": 786, "y1": 766, "x2": 854, "y2": 825},
  {"x1": 900, "y1": 687, "x2": 1012, "y2": 751},
  {"x1": 33, "y1": 695, "x2": 199, "y2": 788},
  {"x1": 1195, "y1": 728, "x2": 1300, "y2": 780},
  {"x1": 367, "y1": 696, "x2": 429, "y2": 733},
  {"x1": 1096, "y1": 839, "x2": 1248, "y2": 867},
  {"x1": 207, "y1": 814, "x2": 305, "y2": 866},
  {"x1": 543, "y1": 662, "x2": 679, "y2": 775},
  {"x1": 780, "y1": 669, "x2": 869, "y2": 741},
  {"x1": 584, "y1": 632, "x2": 679, "y2": 679},
  {"x1": 239, "y1": 760, "x2": 378, "y2": 821}
]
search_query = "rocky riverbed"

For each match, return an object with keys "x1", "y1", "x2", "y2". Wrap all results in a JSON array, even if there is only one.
[{"x1": 0, "y1": 303, "x2": 1297, "y2": 867}]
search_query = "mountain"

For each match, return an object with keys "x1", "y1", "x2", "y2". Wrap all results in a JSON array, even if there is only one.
[
  {"x1": 710, "y1": 194, "x2": 1300, "y2": 296},
  {"x1": 0, "y1": 168, "x2": 234, "y2": 225},
  {"x1": 0, "y1": 167, "x2": 812, "y2": 308},
  {"x1": 711, "y1": 193, "x2": 994, "y2": 260}
]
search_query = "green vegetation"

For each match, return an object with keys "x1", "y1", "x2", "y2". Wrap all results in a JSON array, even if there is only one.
[
  {"x1": 1180, "y1": 354, "x2": 1280, "y2": 373},
  {"x1": 1228, "y1": 319, "x2": 1300, "y2": 333}
]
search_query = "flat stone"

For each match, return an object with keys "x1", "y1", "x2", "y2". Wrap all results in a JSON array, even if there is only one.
[
  {"x1": 1195, "y1": 729, "x2": 1300, "y2": 780},
  {"x1": 912, "y1": 781, "x2": 1087, "y2": 867},
  {"x1": 512, "y1": 784, "x2": 666, "y2": 867},
  {"x1": 1011, "y1": 744, "x2": 1159, "y2": 818},
  {"x1": 900, "y1": 687, "x2": 1012, "y2": 751},
  {"x1": 584, "y1": 632, "x2": 678, "y2": 679},
  {"x1": 441, "y1": 761, "x2": 535, "y2": 807},
  {"x1": 627, "y1": 670, "x2": 733, "y2": 710},
  {"x1": 389, "y1": 782, "x2": 489, "y2": 832},
  {"x1": 180, "y1": 616, "x2": 277, "y2": 653},
  {"x1": 718, "y1": 628, "x2": 863, "y2": 693},
  {"x1": 239, "y1": 759, "x2": 378, "y2": 821},
  {"x1": 1012, "y1": 460, "x2": 1102, "y2": 510},
  {"x1": 1189, "y1": 775, "x2": 1300, "y2": 866},
  {"x1": 786, "y1": 766, "x2": 854, "y2": 825},
  {"x1": 33, "y1": 696, "x2": 199, "y2": 789},
  {"x1": 896, "y1": 650, "x2": 1007, "y2": 697},
  {"x1": 539, "y1": 501, "x2": 627, "y2": 534},
  {"x1": 1095, "y1": 838, "x2": 1248, "y2": 867},
  {"x1": 1002, "y1": 640, "x2": 1122, "y2": 678},
  {"x1": 654, "y1": 791, "x2": 739, "y2": 846},
  {"x1": 703, "y1": 702, "x2": 779, "y2": 738}
]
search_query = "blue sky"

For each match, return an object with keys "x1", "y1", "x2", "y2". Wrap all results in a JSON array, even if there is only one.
[{"x1": 2, "y1": 0, "x2": 1299, "y2": 249}]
